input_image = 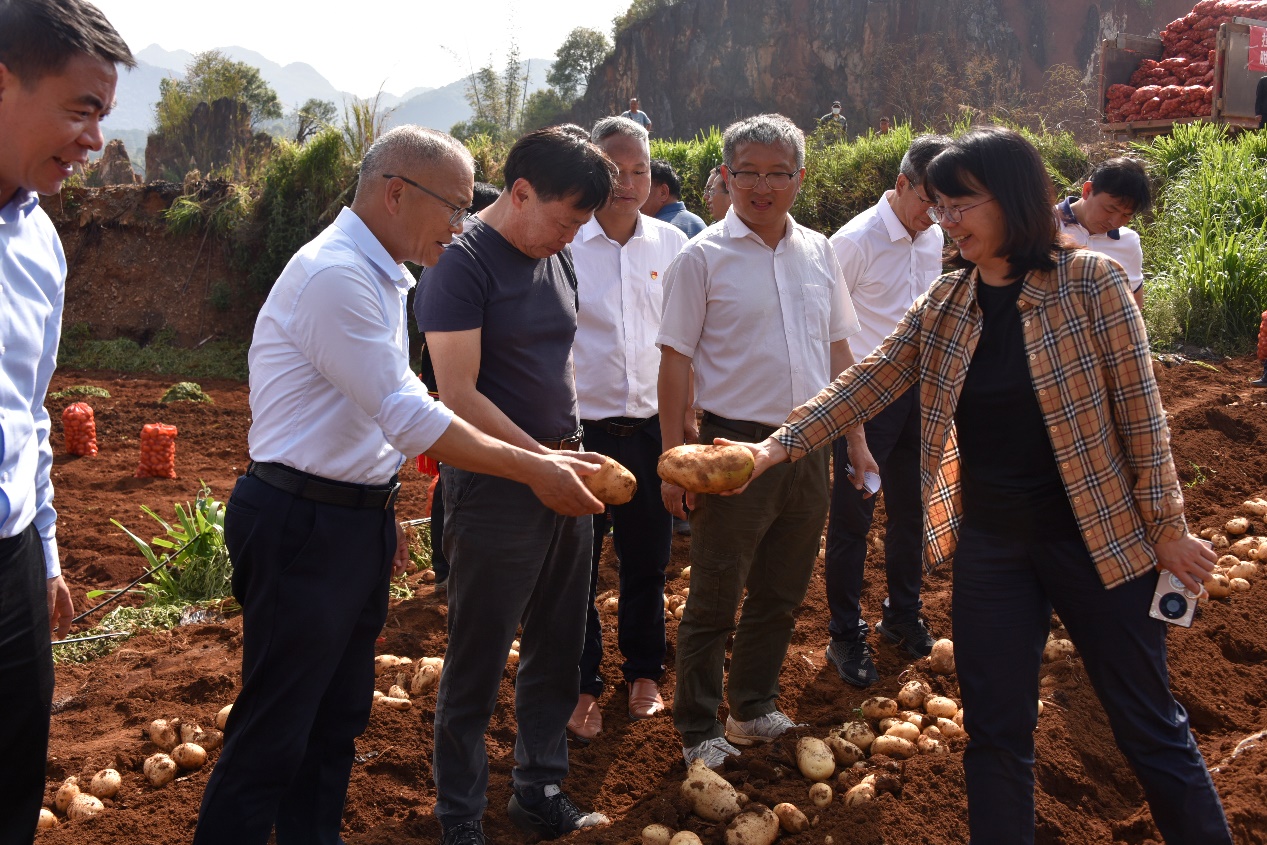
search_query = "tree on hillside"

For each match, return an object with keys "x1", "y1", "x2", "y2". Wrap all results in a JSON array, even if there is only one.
[
  {"x1": 155, "y1": 50, "x2": 283, "y2": 133},
  {"x1": 452, "y1": 42, "x2": 532, "y2": 142},
  {"x1": 547, "y1": 27, "x2": 611, "y2": 101},
  {"x1": 520, "y1": 88, "x2": 571, "y2": 133},
  {"x1": 293, "y1": 98, "x2": 338, "y2": 144},
  {"x1": 612, "y1": 0, "x2": 678, "y2": 37}
]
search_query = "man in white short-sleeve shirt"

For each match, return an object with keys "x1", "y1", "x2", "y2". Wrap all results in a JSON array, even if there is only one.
[
  {"x1": 657, "y1": 113, "x2": 873, "y2": 770},
  {"x1": 1056, "y1": 157, "x2": 1151, "y2": 310},
  {"x1": 567, "y1": 116, "x2": 687, "y2": 742},
  {"x1": 822, "y1": 135, "x2": 950, "y2": 690}
]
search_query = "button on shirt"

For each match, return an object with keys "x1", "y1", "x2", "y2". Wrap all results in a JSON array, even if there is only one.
[
  {"x1": 0, "y1": 191, "x2": 64, "y2": 578},
  {"x1": 657, "y1": 207, "x2": 861, "y2": 427},
  {"x1": 830, "y1": 193, "x2": 944, "y2": 357},
  {"x1": 774, "y1": 249, "x2": 1186, "y2": 588},
  {"x1": 1057, "y1": 197, "x2": 1144, "y2": 291},
  {"x1": 572, "y1": 215, "x2": 687, "y2": 420},
  {"x1": 248, "y1": 207, "x2": 453, "y2": 484}
]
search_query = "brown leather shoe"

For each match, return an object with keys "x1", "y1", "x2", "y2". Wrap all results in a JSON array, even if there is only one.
[
  {"x1": 567, "y1": 694, "x2": 602, "y2": 743},
  {"x1": 628, "y1": 679, "x2": 665, "y2": 719}
]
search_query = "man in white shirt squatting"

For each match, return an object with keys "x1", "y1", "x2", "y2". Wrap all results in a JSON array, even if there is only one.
[
  {"x1": 193, "y1": 126, "x2": 604, "y2": 845},
  {"x1": 822, "y1": 135, "x2": 951, "y2": 689},
  {"x1": 1055, "y1": 157, "x2": 1151, "y2": 310},
  {"x1": 567, "y1": 116, "x2": 688, "y2": 743},
  {"x1": 657, "y1": 113, "x2": 875, "y2": 769}
]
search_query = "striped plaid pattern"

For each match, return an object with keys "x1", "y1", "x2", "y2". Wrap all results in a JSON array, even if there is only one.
[{"x1": 774, "y1": 248, "x2": 1187, "y2": 588}]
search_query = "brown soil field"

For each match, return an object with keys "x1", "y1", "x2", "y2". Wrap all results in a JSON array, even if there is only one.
[{"x1": 35, "y1": 357, "x2": 1267, "y2": 844}]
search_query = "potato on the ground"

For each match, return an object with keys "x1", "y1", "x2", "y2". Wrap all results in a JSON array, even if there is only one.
[
  {"x1": 67, "y1": 793, "x2": 104, "y2": 821},
  {"x1": 54, "y1": 777, "x2": 80, "y2": 813},
  {"x1": 917, "y1": 734, "x2": 948, "y2": 755},
  {"x1": 1229, "y1": 561, "x2": 1258, "y2": 580},
  {"x1": 885, "y1": 721, "x2": 920, "y2": 742},
  {"x1": 681, "y1": 759, "x2": 744, "y2": 822},
  {"x1": 796, "y1": 736, "x2": 836, "y2": 782},
  {"x1": 669, "y1": 833, "x2": 703, "y2": 845},
  {"x1": 37, "y1": 808, "x2": 57, "y2": 829},
  {"x1": 725, "y1": 804, "x2": 780, "y2": 845},
  {"x1": 937, "y1": 716, "x2": 966, "y2": 738},
  {"x1": 844, "y1": 779, "x2": 875, "y2": 807},
  {"x1": 808, "y1": 781, "x2": 833, "y2": 808},
  {"x1": 583, "y1": 454, "x2": 637, "y2": 504},
  {"x1": 144, "y1": 753, "x2": 178, "y2": 787},
  {"x1": 1042, "y1": 638, "x2": 1076, "y2": 663},
  {"x1": 642, "y1": 823, "x2": 674, "y2": 845},
  {"x1": 1231, "y1": 577, "x2": 1251, "y2": 592},
  {"x1": 1225, "y1": 517, "x2": 1250, "y2": 535},
  {"x1": 861, "y1": 696, "x2": 898, "y2": 721},
  {"x1": 928, "y1": 638, "x2": 955, "y2": 674},
  {"x1": 924, "y1": 695, "x2": 958, "y2": 719},
  {"x1": 870, "y1": 735, "x2": 917, "y2": 760},
  {"x1": 89, "y1": 768, "x2": 121, "y2": 799},
  {"x1": 897, "y1": 680, "x2": 930, "y2": 710},
  {"x1": 1243, "y1": 498, "x2": 1267, "y2": 516},
  {"x1": 824, "y1": 735, "x2": 865, "y2": 766},
  {"x1": 839, "y1": 721, "x2": 875, "y2": 752},
  {"x1": 215, "y1": 705, "x2": 232, "y2": 730},
  {"x1": 1206, "y1": 573, "x2": 1232, "y2": 598},
  {"x1": 379, "y1": 696, "x2": 412, "y2": 710},
  {"x1": 774, "y1": 802, "x2": 809, "y2": 833},
  {"x1": 148, "y1": 718, "x2": 179, "y2": 752},
  {"x1": 657, "y1": 444, "x2": 755, "y2": 494},
  {"x1": 172, "y1": 742, "x2": 207, "y2": 770}
]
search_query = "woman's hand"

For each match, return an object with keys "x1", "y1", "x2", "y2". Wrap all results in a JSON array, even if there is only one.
[
  {"x1": 713, "y1": 436, "x2": 790, "y2": 496},
  {"x1": 1153, "y1": 533, "x2": 1217, "y2": 595}
]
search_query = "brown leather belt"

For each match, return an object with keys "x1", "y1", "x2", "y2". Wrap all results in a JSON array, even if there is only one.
[
  {"x1": 248, "y1": 461, "x2": 401, "y2": 509},
  {"x1": 537, "y1": 433, "x2": 584, "y2": 451},
  {"x1": 700, "y1": 412, "x2": 779, "y2": 442}
]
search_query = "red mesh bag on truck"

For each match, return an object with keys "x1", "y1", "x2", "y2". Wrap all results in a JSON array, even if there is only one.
[
  {"x1": 136, "y1": 423, "x2": 178, "y2": 479},
  {"x1": 1258, "y1": 310, "x2": 1267, "y2": 361},
  {"x1": 61, "y1": 402, "x2": 98, "y2": 457}
]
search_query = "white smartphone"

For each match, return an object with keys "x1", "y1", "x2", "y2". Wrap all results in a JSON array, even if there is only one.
[{"x1": 845, "y1": 464, "x2": 881, "y2": 495}]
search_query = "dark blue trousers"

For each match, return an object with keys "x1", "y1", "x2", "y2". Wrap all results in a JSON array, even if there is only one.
[
  {"x1": 194, "y1": 475, "x2": 394, "y2": 845},
  {"x1": 952, "y1": 523, "x2": 1232, "y2": 845},
  {"x1": 578, "y1": 421, "x2": 672, "y2": 697},
  {"x1": 825, "y1": 387, "x2": 924, "y2": 641},
  {"x1": 0, "y1": 524, "x2": 52, "y2": 845},
  {"x1": 430, "y1": 471, "x2": 449, "y2": 582}
]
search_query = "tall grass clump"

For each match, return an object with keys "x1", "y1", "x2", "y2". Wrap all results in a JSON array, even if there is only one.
[
  {"x1": 1137, "y1": 123, "x2": 1267, "y2": 353},
  {"x1": 650, "y1": 128, "x2": 723, "y2": 212}
]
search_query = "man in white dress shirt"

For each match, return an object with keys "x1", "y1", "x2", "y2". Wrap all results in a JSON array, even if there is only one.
[
  {"x1": 567, "y1": 116, "x2": 687, "y2": 742},
  {"x1": 0, "y1": 1, "x2": 132, "y2": 840},
  {"x1": 1055, "y1": 157, "x2": 1150, "y2": 310},
  {"x1": 657, "y1": 114, "x2": 872, "y2": 769},
  {"x1": 193, "y1": 126, "x2": 603, "y2": 845},
  {"x1": 822, "y1": 135, "x2": 950, "y2": 689}
]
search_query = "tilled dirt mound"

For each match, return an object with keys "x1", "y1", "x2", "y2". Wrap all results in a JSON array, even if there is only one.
[{"x1": 36, "y1": 358, "x2": 1267, "y2": 844}]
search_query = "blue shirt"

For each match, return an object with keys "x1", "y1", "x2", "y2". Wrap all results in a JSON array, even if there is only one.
[
  {"x1": 654, "y1": 201, "x2": 706, "y2": 238},
  {"x1": 0, "y1": 191, "x2": 65, "y2": 578}
]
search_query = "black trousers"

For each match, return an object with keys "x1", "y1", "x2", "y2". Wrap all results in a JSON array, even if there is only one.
[
  {"x1": 578, "y1": 420, "x2": 672, "y2": 696},
  {"x1": 824, "y1": 387, "x2": 924, "y2": 641},
  {"x1": 953, "y1": 523, "x2": 1232, "y2": 845},
  {"x1": 194, "y1": 474, "x2": 394, "y2": 845},
  {"x1": 0, "y1": 524, "x2": 52, "y2": 845}
]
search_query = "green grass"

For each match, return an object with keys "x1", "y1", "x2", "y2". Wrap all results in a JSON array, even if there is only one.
[
  {"x1": 47, "y1": 384, "x2": 111, "y2": 401},
  {"x1": 53, "y1": 605, "x2": 185, "y2": 664},
  {"x1": 58, "y1": 326, "x2": 248, "y2": 380}
]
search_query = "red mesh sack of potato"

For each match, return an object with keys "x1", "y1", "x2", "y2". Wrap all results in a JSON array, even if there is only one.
[
  {"x1": 1108, "y1": 83, "x2": 1135, "y2": 99},
  {"x1": 136, "y1": 423, "x2": 178, "y2": 479},
  {"x1": 1257, "y1": 310, "x2": 1267, "y2": 360},
  {"x1": 61, "y1": 402, "x2": 98, "y2": 457}
]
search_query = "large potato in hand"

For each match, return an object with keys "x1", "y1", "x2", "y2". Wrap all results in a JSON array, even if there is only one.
[
  {"x1": 583, "y1": 454, "x2": 637, "y2": 504},
  {"x1": 658, "y1": 445, "x2": 754, "y2": 494}
]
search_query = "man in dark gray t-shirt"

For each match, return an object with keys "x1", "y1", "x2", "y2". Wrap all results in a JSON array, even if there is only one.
[{"x1": 418, "y1": 128, "x2": 616, "y2": 845}]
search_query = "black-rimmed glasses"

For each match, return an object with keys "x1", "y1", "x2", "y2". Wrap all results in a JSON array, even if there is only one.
[{"x1": 383, "y1": 174, "x2": 471, "y2": 227}]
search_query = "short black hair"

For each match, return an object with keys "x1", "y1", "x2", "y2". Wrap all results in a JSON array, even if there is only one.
[
  {"x1": 1086, "y1": 157, "x2": 1152, "y2": 215},
  {"x1": 649, "y1": 158, "x2": 682, "y2": 198},
  {"x1": 925, "y1": 126, "x2": 1058, "y2": 281},
  {"x1": 899, "y1": 134, "x2": 952, "y2": 185},
  {"x1": 0, "y1": 0, "x2": 134, "y2": 85},
  {"x1": 471, "y1": 182, "x2": 500, "y2": 213},
  {"x1": 554, "y1": 123, "x2": 592, "y2": 142},
  {"x1": 502, "y1": 127, "x2": 615, "y2": 212}
]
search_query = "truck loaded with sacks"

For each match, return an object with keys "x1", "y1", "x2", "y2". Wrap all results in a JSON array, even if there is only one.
[{"x1": 1100, "y1": 0, "x2": 1267, "y2": 137}]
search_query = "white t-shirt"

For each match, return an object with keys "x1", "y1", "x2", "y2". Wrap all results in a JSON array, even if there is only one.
[
  {"x1": 1056, "y1": 196, "x2": 1144, "y2": 291},
  {"x1": 829, "y1": 192, "x2": 944, "y2": 359},
  {"x1": 657, "y1": 208, "x2": 861, "y2": 427},
  {"x1": 572, "y1": 214, "x2": 687, "y2": 420}
]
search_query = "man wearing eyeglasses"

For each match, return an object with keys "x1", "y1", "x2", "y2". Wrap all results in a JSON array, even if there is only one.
[
  {"x1": 821, "y1": 134, "x2": 950, "y2": 690},
  {"x1": 193, "y1": 126, "x2": 606, "y2": 845},
  {"x1": 657, "y1": 113, "x2": 870, "y2": 769}
]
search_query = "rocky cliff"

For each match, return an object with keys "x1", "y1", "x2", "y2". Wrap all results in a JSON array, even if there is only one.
[{"x1": 573, "y1": 0, "x2": 1197, "y2": 138}]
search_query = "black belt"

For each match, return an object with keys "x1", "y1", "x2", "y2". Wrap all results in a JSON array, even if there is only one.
[
  {"x1": 247, "y1": 461, "x2": 401, "y2": 510},
  {"x1": 700, "y1": 412, "x2": 779, "y2": 442},
  {"x1": 582, "y1": 416, "x2": 654, "y2": 437},
  {"x1": 536, "y1": 431, "x2": 584, "y2": 451}
]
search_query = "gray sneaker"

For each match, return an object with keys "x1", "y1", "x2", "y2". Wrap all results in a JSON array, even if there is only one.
[
  {"x1": 724, "y1": 711, "x2": 804, "y2": 746},
  {"x1": 683, "y1": 736, "x2": 742, "y2": 769}
]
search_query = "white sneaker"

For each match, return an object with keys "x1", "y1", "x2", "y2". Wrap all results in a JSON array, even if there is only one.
[
  {"x1": 683, "y1": 736, "x2": 742, "y2": 769},
  {"x1": 724, "y1": 711, "x2": 804, "y2": 746}
]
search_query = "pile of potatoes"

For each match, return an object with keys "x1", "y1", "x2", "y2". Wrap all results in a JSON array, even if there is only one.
[
  {"x1": 142, "y1": 716, "x2": 222, "y2": 787},
  {"x1": 373, "y1": 654, "x2": 446, "y2": 709},
  {"x1": 1198, "y1": 499, "x2": 1266, "y2": 599},
  {"x1": 40, "y1": 768, "x2": 124, "y2": 827}
]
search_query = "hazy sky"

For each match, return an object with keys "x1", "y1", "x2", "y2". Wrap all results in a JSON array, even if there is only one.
[{"x1": 92, "y1": 0, "x2": 635, "y2": 96}]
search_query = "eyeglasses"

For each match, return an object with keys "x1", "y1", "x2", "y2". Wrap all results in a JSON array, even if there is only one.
[
  {"x1": 927, "y1": 197, "x2": 995, "y2": 225},
  {"x1": 383, "y1": 174, "x2": 471, "y2": 227},
  {"x1": 703, "y1": 186, "x2": 729, "y2": 198},
  {"x1": 910, "y1": 184, "x2": 935, "y2": 206},
  {"x1": 726, "y1": 170, "x2": 797, "y2": 191}
]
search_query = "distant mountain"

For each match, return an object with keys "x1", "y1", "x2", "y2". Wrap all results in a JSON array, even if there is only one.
[{"x1": 385, "y1": 58, "x2": 553, "y2": 132}]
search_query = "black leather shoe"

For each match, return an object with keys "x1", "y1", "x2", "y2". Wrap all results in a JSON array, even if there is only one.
[
  {"x1": 876, "y1": 616, "x2": 935, "y2": 658},
  {"x1": 826, "y1": 638, "x2": 878, "y2": 688},
  {"x1": 508, "y1": 786, "x2": 609, "y2": 839},
  {"x1": 441, "y1": 820, "x2": 486, "y2": 845}
]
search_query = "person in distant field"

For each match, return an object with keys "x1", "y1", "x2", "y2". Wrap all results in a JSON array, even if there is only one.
[
  {"x1": 642, "y1": 159, "x2": 706, "y2": 238},
  {"x1": 703, "y1": 166, "x2": 730, "y2": 222},
  {"x1": 620, "y1": 97, "x2": 653, "y2": 133},
  {"x1": 567, "y1": 116, "x2": 688, "y2": 743},
  {"x1": 419, "y1": 128, "x2": 616, "y2": 845},
  {"x1": 822, "y1": 134, "x2": 951, "y2": 689},
  {"x1": 0, "y1": 2, "x2": 130, "y2": 841},
  {"x1": 1256, "y1": 75, "x2": 1267, "y2": 129},
  {"x1": 658, "y1": 113, "x2": 872, "y2": 770},
  {"x1": 878, "y1": 117, "x2": 892, "y2": 135},
  {"x1": 194, "y1": 126, "x2": 606, "y2": 845},
  {"x1": 1056, "y1": 157, "x2": 1150, "y2": 309},
  {"x1": 413, "y1": 180, "x2": 501, "y2": 589},
  {"x1": 819, "y1": 100, "x2": 847, "y2": 133}
]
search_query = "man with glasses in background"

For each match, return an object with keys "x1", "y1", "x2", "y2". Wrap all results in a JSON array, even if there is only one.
[
  {"x1": 821, "y1": 135, "x2": 950, "y2": 689},
  {"x1": 657, "y1": 113, "x2": 871, "y2": 769}
]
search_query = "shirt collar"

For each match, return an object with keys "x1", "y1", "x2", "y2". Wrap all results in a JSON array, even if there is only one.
[
  {"x1": 333, "y1": 207, "x2": 413, "y2": 290},
  {"x1": 0, "y1": 190, "x2": 41, "y2": 226},
  {"x1": 723, "y1": 206, "x2": 794, "y2": 249},
  {"x1": 579, "y1": 213, "x2": 646, "y2": 244},
  {"x1": 877, "y1": 192, "x2": 912, "y2": 243},
  {"x1": 1059, "y1": 196, "x2": 1120, "y2": 240}
]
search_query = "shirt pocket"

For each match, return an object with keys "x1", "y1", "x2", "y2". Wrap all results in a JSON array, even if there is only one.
[{"x1": 802, "y1": 284, "x2": 832, "y2": 342}]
